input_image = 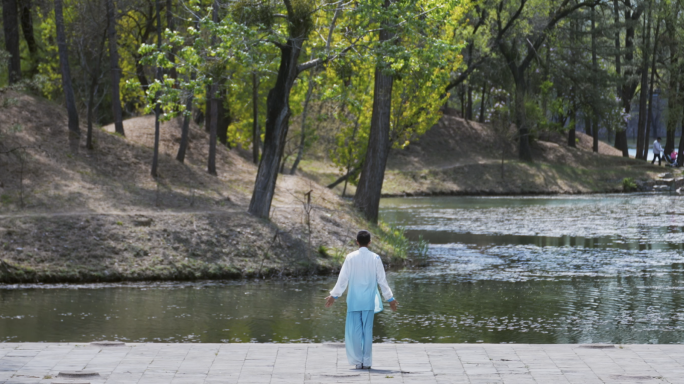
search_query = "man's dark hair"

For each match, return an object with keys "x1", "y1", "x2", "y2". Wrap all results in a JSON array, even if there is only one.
[
  {"x1": 357, "y1": 230, "x2": 371, "y2": 246},
  {"x1": 658, "y1": 137, "x2": 662, "y2": 140}
]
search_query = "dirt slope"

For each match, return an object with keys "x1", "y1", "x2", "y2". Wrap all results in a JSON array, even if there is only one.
[
  {"x1": 0, "y1": 91, "x2": 406, "y2": 283},
  {"x1": 382, "y1": 114, "x2": 663, "y2": 195},
  {"x1": 299, "y1": 112, "x2": 663, "y2": 196}
]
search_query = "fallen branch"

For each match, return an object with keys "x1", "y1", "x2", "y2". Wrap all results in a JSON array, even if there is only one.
[{"x1": 327, "y1": 166, "x2": 361, "y2": 189}]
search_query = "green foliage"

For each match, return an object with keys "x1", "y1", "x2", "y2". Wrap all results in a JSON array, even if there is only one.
[
  {"x1": 410, "y1": 235, "x2": 430, "y2": 261},
  {"x1": 286, "y1": 0, "x2": 315, "y2": 38},
  {"x1": 231, "y1": 0, "x2": 276, "y2": 29},
  {"x1": 622, "y1": 178, "x2": 637, "y2": 192},
  {"x1": 317, "y1": 245, "x2": 329, "y2": 258}
]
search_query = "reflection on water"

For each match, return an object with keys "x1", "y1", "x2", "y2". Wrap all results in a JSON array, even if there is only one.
[{"x1": 3, "y1": 194, "x2": 684, "y2": 344}]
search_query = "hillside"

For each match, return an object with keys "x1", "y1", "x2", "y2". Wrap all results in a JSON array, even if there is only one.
[
  {"x1": 0, "y1": 91, "x2": 409, "y2": 283},
  {"x1": 301, "y1": 111, "x2": 664, "y2": 196}
]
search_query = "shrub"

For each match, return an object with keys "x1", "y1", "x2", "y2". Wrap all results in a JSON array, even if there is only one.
[{"x1": 622, "y1": 177, "x2": 637, "y2": 192}]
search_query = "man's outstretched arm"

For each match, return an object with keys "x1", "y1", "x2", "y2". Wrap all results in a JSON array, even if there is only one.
[
  {"x1": 376, "y1": 257, "x2": 399, "y2": 311},
  {"x1": 325, "y1": 259, "x2": 350, "y2": 307}
]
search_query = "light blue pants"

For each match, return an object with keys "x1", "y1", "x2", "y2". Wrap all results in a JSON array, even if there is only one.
[{"x1": 345, "y1": 310, "x2": 375, "y2": 366}]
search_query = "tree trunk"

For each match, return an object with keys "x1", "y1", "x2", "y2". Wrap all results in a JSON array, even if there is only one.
[
  {"x1": 134, "y1": 54, "x2": 150, "y2": 90},
  {"x1": 252, "y1": 72, "x2": 260, "y2": 164},
  {"x1": 353, "y1": 64, "x2": 394, "y2": 223},
  {"x1": 613, "y1": 0, "x2": 626, "y2": 155},
  {"x1": 290, "y1": 71, "x2": 315, "y2": 175},
  {"x1": 592, "y1": 116, "x2": 599, "y2": 153},
  {"x1": 615, "y1": 106, "x2": 630, "y2": 157},
  {"x1": 207, "y1": 0, "x2": 220, "y2": 175},
  {"x1": 665, "y1": 120, "x2": 675, "y2": 154},
  {"x1": 678, "y1": 119, "x2": 684, "y2": 166},
  {"x1": 86, "y1": 34, "x2": 106, "y2": 150},
  {"x1": 615, "y1": 0, "x2": 642, "y2": 158},
  {"x1": 465, "y1": 84, "x2": 473, "y2": 120},
  {"x1": 208, "y1": 82, "x2": 218, "y2": 175},
  {"x1": 636, "y1": 10, "x2": 651, "y2": 161},
  {"x1": 514, "y1": 79, "x2": 533, "y2": 162},
  {"x1": 478, "y1": 82, "x2": 486, "y2": 123},
  {"x1": 54, "y1": 0, "x2": 79, "y2": 138},
  {"x1": 86, "y1": 66, "x2": 99, "y2": 150},
  {"x1": 165, "y1": 0, "x2": 177, "y2": 81},
  {"x1": 3, "y1": 0, "x2": 21, "y2": 84},
  {"x1": 176, "y1": 74, "x2": 194, "y2": 163},
  {"x1": 151, "y1": 0, "x2": 162, "y2": 178},
  {"x1": 591, "y1": 6, "x2": 599, "y2": 153},
  {"x1": 353, "y1": 18, "x2": 395, "y2": 223},
  {"x1": 106, "y1": 0, "x2": 125, "y2": 136},
  {"x1": 665, "y1": 63, "x2": 678, "y2": 154},
  {"x1": 584, "y1": 114, "x2": 592, "y2": 140},
  {"x1": 204, "y1": 85, "x2": 212, "y2": 133},
  {"x1": 19, "y1": 0, "x2": 36, "y2": 56},
  {"x1": 216, "y1": 90, "x2": 226, "y2": 144},
  {"x1": 248, "y1": 38, "x2": 303, "y2": 218},
  {"x1": 644, "y1": 15, "x2": 660, "y2": 159},
  {"x1": 568, "y1": 110, "x2": 576, "y2": 147}
]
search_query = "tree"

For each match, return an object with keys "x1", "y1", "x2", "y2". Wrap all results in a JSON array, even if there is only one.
[
  {"x1": 151, "y1": 0, "x2": 162, "y2": 177},
  {"x1": 106, "y1": 0, "x2": 126, "y2": 136},
  {"x1": 71, "y1": 0, "x2": 108, "y2": 150},
  {"x1": 3, "y1": 0, "x2": 21, "y2": 84},
  {"x1": 289, "y1": 66, "x2": 316, "y2": 175},
  {"x1": 353, "y1": 0, "x2": 395, "y2": 223},
  {"x1": 207, "y1": 0, "x2": 220, "y2": 176},
  {"x1": 19, "y1": 0, "x2": 37, "y2": 74},
  {"x1": 643, "y1": 9, "x2": 661, "y2": 160},
  {"x1": 252, "y1": 71, "x2": 260, "y2": 164},
  {"x1": 493, "y1": 0, "x2": 599, "y2": 162},
  {"x1": 635, "y1": 2, "x2": 653, "y2": 160},
  {"x1": 55, "y1": 0, "x2": 80, "y2": 139},
  {"x1": 247, "y1": 0, "x2": 359, "y2": 219},
  {"x1": 352, "y1": 0, "x2": 463, "y2": 223},
  {"x1": 615, "y1": 0, "x2": 645, "y2": 157},
  {"x1": 176, "y1": 72, "x2": 194, "y2": 163}
]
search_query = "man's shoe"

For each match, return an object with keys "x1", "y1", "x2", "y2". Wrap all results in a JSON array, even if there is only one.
[
  {"x1": 362, "y1": 365, "x2": 371, "y2": 369},
  {"x1": 355, "y1": 364, "x2": 364, "y2": 369}
]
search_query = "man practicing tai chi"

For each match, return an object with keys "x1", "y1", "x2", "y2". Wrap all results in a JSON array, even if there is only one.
[{"x1": 325, "y1": 230, "x2": 398, "y2": 370}]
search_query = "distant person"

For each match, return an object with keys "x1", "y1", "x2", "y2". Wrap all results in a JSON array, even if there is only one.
[
  {"x1": 652, "y1": 137, "x2": 663, "y2": 166},
  {"x1": 325, "y1": 230, "x2": 398, "y2": 370}
]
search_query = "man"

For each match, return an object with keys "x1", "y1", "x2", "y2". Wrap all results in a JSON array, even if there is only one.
[
  {"x1": 325, "y1": 230, "x2": 398, "y2": 370},
  {"x1": 653, "y1": 137, "x2": 663, "y2": 166}
]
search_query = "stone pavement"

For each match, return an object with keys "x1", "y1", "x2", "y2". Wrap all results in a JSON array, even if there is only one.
[{"x1": 1, "y1": 343, "x2": 683, "y2": 384}]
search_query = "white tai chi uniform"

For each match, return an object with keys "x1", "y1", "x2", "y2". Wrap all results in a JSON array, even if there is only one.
[{"x1": 330, "y1": 247, "x2": 394, "y2": 367}]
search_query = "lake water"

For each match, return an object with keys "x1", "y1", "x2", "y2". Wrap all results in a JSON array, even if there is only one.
[{"x1": 4, "y1": 195, "x2": 684, "y2": 344}]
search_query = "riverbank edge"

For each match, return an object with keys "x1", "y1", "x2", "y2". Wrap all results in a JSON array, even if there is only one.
[
  {"x1": 0, "y1": 211, "x2": 418, "y2": 285},
  {"x1": 0, "y1": 249, "x2": 411, "y2": 285},
  {"x1": 380, "y1": 189, "x2": 623, "y2": 198}
]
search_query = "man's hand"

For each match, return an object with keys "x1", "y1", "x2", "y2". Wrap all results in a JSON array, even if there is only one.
[
  {"x1": 389, "y1": 299, "x2": 399, "y2": 312},
  {"x1": 325, "y1": 296, "x2": 336, "y2": 308}
]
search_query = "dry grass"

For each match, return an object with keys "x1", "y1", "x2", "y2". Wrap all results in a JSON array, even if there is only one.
[
  {"x1": 350, "y1": 113, "x2": 660, "y2": 196},
  {"x1": 0, "y1": 90, "x2": 405, "y2": 283}
]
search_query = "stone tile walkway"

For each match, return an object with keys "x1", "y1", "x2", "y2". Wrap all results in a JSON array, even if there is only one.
[{"x1": 0, "y1": 343, "x2": 683, "y2": 383}]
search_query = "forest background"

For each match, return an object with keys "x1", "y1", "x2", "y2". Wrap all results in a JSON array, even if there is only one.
[{"x1": 1, "y1": 0, "x2": 681, "y2": 224}]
